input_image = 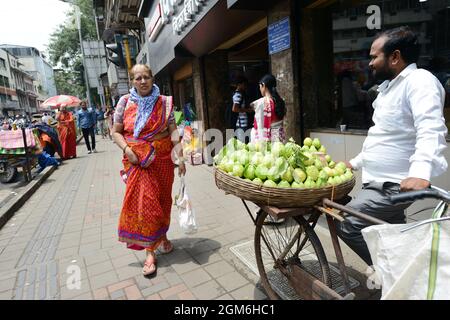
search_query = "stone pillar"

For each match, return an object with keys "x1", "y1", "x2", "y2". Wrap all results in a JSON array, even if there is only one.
[
  {"x1": 267, "y1": 0, "x2": 301, "y2": 142},
  {"x1": 299, "y1": 8, "x2": 334, "y2": 131},
  {"x1": 192, "y1": 58, "x2": 207, "y2": 129},
  {"x1": 203, "y1": 50, "x2": 230, "y2": 140}
]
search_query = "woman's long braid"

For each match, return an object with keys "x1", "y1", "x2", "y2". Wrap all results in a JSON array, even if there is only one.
[{"x1": 270, "y1": 86, "x2": 286, "y2": 119}]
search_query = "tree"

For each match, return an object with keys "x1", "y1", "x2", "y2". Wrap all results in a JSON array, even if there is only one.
[{"x1": 47, "y1": 0, "x2": 97, "y2": 98}]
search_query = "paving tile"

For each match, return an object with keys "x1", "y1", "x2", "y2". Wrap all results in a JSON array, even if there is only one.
[
  {"x1": 124, "y1": 285, "x2": 143, "y2": 300},
  {"x1": 191, "y1": 280, "x2": 225, "y2": 300},
  {"x1": 72, "y1": 291, "x2": 94, "y2": 300},
  {"x1": 177, "y1": 289, "x2": 196, "y2": 300},
  {"x1": 107, "y1": 279, "x2": 135, "y2": 293},
  {"x1": 111, "y1": 254, "x2": 139, "y2": 269},
  {"x1": 185, "y1": 242, "x2": 215, "y2": 256},
  {"x1": 215, "y1": 293, "x2": 234, "y2": 300},
  {"x1": 107, "y1": 248, "x2": 133, "y2": 259},
  {"x1": 229, "y1": 284, "x2": 267, "y2": 300},
  {"x1": 159, "y1": 283, "x2": 188, "y2": 299},
  {"x1": 86, "y1": 260, "x2": 114, "y2": 277},
  {"x1": 59, "y1": 263, "x2": 88, "y2": 288},
  {"x1": 0, "y1": 290, "x2": 13, "y2": 299},
  {"x1": 81, "y1": 228, "x2": 102, "y2": 238},
  {"x1": 54, "y1": 246, "x2": 79, "y2": 260},
  {"x1": 170, "y1": 259, "x2": 202, "y2": 275},
  {"x1": 0, "y1": 276, "x2": 17, "y2": 292},
  {"x1": 78, "y1": 242, "x2": 101, "y2": 255},
  {"x1": 59, "y1": 280, "x2": 91, "y2": 299},
  {"x1": 0, "y1": 259, "x2": 18, "y2": 272},
  {"x1": 89, "y1": 272, "x2": 120, "y2": 290},
  {"x1": 180, "y1": 268, "x2": 212, "y2": 288},
  {"x1": 163, "y1": 270, "x2": 184, "y2": 286},
  {"x1": 93, "y1": 287, "x2": 110, "y2": 300},
  {"x1": 140, "y1": 280, "x2": 170, "y2": 297},
  {"x1": 84, "y1": 251, "x2": 110, "y2": 266},
  {"x1": 115, "y1": 265, "x2": 142, "y2": 281},
  {"x1": 164, "y1": 248, "x2": 191, "y2": 264},
  {"x1": 204, "y1": 260, "x2": 235, "y2": 278},
  {"x1": 145, "y1": 293, "x2": 161, "y2": 300},
  {"x1": 80, "y1": 234, "x2": 101, "y2": 245},
  {"x1": 216, "y1": 271, "x2": 249, "y2": 292},
  {"x1": 192, "y1": 250, "x2": 222, "y2": 266},
  {"x1": 134, "y1": 275, "x2": 153, "y2": 290},
  {"x1": 110, "y1": 289, "x2": 126, "y2": 300}
]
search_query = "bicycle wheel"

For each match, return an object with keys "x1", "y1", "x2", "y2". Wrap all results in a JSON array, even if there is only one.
[
  {"x1": 0, "y1": 164, "x2": 18, "y2": 183},
  {"x1": 254, "y1": 209, "x2": 331, "y2": 300}
]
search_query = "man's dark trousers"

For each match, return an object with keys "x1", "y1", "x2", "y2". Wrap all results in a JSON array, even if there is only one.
[{"x1": 81, "y1": 126, "x2": 96, "y2": 151}]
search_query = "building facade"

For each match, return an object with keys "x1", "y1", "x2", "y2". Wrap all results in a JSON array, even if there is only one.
[
  {"x1": 0, "y1": 45, "x2": 57, "y2": 110},
  {"x1": 0, "y1": 48, "x2": 40, "y2": 117},
  {"x1": 0, "y1": 48, "x2": 20, "y2": 117},
  {"x1": 95, "y1": 0, "x2": 450, "y2": 143}
]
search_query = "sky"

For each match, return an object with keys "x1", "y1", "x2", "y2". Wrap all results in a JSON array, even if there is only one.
[{"x1": 0, "y1": 0, "x2": 72, "y2": 57}]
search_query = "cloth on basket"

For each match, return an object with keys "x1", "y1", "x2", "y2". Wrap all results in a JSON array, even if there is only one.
[{"x1": 0, "y1": 129, "x2": 36, "y2": 149}]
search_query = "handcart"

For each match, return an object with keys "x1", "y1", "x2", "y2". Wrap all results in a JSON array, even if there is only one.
[
  {"x1": 214, "y1": 167, "x2": 380, "y2": 300},
  {"x1": 0, "y1": 128, "x2": 40, "y2": 183}
]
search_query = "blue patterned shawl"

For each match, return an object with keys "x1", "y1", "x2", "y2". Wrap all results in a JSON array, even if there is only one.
[{"x1": 130, "y1": 85, "x2": 160, "y2": 138}]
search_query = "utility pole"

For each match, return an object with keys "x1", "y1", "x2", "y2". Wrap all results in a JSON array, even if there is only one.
[
  {"x1": 93, "y1": 8, "x2": 105, "y2": 108},
  {"x1": 59, "y1": 0, "x2": 92, "y2": 107},
  {"x1": 75, "y1": 5, "x2": 92, "y2": 107}
]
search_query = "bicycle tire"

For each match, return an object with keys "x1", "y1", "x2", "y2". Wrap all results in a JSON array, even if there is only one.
[
  {"x1": 254, "y1": 209, "x2": 332, "y2": 300},
  {"x1": 0, "y1": 165, "x2": 18, "y2": 183}
]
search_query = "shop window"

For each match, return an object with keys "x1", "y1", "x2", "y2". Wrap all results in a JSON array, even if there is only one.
[{"x1": 325, "y1": 0, "x2": 450, "y2": 131}]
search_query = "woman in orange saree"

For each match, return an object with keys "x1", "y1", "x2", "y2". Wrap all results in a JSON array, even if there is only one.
[
  {"x1": 112, "y1": 64, "x2": 186, "y2": 276},
  {"x1": 56, "y1": 107, "x2": 77, "y2": 159}
]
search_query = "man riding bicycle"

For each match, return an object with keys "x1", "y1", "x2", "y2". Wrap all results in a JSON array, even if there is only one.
[{"x1": 338, "y1": 26, "x2": 448, "y2": 266}]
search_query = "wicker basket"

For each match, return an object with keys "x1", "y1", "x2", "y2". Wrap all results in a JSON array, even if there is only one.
[{"x1": 214, "y1": 167, "x2": 355, "y2": 208}]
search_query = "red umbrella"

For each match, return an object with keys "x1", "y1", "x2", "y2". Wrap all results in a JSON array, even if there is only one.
[{"x1": 41, "y1": 95, "x2": 82, "y2": 110}]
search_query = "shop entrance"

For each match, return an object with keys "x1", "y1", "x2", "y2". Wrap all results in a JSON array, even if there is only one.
[
  {"x1": 227, "y1": 28, "x2": 270, "y2": 131},
  {"x1": 177, "y1": 76, "x2": 196, "y2": 123}
]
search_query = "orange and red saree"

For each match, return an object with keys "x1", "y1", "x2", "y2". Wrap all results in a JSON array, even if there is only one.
[
  {"x1": 118, "y1": 95, "x2": 175, "y2": 251},
  {"x1": 56, "y1": 111, "x2": 77, "y2": 159}
]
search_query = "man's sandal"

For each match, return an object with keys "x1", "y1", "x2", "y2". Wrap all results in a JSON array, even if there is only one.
[
  {"x1": 142, "y1": 253, "x2": 157, "y2": 276},
  {"x1": 158, "y1": 241, "x2": 174, "y2": 254}
]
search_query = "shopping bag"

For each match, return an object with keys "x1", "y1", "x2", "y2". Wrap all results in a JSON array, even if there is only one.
[
  {"x1": 362, "y1": 202, "x2": 450, "y2": 300},
  {"x1": 175, "y1": 177, "x2": 198, "y2": 234}
]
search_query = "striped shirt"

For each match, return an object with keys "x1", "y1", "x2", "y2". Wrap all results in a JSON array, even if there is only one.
[{"x1": 233, "y1": 91, "x2": 248, "y2": 128}]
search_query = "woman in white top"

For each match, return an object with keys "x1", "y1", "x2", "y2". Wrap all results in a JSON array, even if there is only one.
[{"x1": 250, "y1": 74, "x2": 286, "y2": 143}]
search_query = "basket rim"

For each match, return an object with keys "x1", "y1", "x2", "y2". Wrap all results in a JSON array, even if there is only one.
[{"x1": 213, "y1": 166, "x2": 355, "y2": 192}]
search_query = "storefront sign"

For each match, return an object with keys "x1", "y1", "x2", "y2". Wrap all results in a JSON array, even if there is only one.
[
  {"x1": 172, "y1": 0, "x2": 206, "y2": 34},
  {"x1": 161, "y1": 0, "x2": 184, "y2": 24},
  {"x1": 268, "y1": 17, "x2": 291, "y2": 55},
  {"x1": 148, "y1": 0, "x2": 207, "y2": 41},
  {"x1": 148, "y1": 3, "x2": 164, "y2": 42}
]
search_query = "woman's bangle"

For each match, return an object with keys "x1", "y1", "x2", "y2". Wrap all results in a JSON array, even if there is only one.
[{"x1": 122, "y1": 145, "x2": 128, "y2": 154}]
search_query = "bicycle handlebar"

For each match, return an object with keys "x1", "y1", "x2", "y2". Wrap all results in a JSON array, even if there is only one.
[{"x1": 390, "y1": 188, "x2": 450, "y2": 204}]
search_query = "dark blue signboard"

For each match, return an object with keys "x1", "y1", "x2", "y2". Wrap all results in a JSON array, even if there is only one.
[{"x1": 268, "y1": 17, "x2": 291, "y2": 55}]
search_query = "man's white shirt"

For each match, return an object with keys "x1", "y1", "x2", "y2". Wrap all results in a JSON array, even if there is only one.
[{"x1": 349, "y1": 63, "x2": 448, "y2": 184}]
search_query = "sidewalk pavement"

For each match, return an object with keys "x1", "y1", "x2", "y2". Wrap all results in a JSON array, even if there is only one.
[{"x1": 0, "y1": 136, "x2": 379, "y2": 300}]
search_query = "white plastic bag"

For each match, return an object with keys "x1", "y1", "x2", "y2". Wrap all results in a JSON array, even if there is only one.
[
  {"x1": 362, "y1": 203, "x2": 450, "y2": 300},
  {"x1": 175, "y1": 177, "x2": 198, "y2": 234}
]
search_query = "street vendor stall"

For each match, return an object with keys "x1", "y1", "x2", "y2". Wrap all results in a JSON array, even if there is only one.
[
  {"x1": 213, "y1": 137, "x2": 359, "y2": 300},
  {"x1": 0, "y1": 128, "x2": 43, "y2": 183}
]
